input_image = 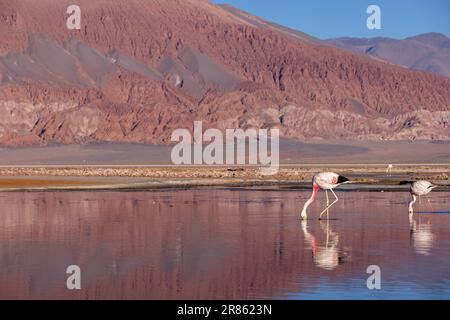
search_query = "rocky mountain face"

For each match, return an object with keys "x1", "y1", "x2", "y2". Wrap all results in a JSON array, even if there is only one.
[
  {"x1": 326, "y1": 33, "x2": 450, "y2": 78},
  {"x1": 1, "y1": 0, "x2": 450, "y2": 146}
]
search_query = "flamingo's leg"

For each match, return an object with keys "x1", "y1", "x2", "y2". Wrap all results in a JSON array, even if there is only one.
[
  {"x1": 319, "y1": 189, "x2": 339, "y2": 220},
  {"x1": 325, "y1": 190, "x2": 330, "y2": 218}
]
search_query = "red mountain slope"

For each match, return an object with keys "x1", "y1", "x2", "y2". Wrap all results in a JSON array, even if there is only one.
[{"x1": 1, "y1": 0, "x2": 450, "y2": 146}]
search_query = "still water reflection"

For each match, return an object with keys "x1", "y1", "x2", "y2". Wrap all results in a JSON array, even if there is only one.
[
  {"x1": 0, "y1": 190, "x2": 449, "y2": 299},
  {"x1": 301, "y1": 220, "x2": 348, "y2": 271},
  {"x1": 409, "y1": 213, "x2": 435, "y2": 256}
]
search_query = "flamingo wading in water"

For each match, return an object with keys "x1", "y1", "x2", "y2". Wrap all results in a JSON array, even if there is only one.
[
  {"x1": 301, "y1": 172, "x2": 350, "y2": 220},
  {"x1": 404, "y1": 180, "x2": 438, "y2": 214}
]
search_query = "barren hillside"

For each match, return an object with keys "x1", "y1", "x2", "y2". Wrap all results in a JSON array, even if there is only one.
[{"x1": 1, "y1": 0, "x2": 450, "y2": 146}]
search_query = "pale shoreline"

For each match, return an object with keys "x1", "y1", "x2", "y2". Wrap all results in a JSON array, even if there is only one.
[
  {"x1": 1, "y1": 140, "x2": 450, "y2": 191},
  {"x1": 0, "y1": 164, "x2": 449, "y2": 192}
]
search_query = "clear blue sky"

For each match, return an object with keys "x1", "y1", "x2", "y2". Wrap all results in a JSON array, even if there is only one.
[{"x1": 212, "y1": 0, "x2": 450, "y2": 39}]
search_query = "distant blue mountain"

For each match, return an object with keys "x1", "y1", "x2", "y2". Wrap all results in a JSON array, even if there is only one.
[{"x1": 326, "y1": 33, "x2": 450, "y2": 78}]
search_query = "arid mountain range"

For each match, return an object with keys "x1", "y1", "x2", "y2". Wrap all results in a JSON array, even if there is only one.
[
  {"x1": 1, "y1": 0, "x2": 450, "y2": 147},
  {"x1": 327, "y1": 33, "x2": 450, "y2": 78}
]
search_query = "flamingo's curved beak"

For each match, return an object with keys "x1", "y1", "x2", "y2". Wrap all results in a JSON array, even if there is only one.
[{"x1": 337, "y1": 176, "x2": 350, "y2": 184}]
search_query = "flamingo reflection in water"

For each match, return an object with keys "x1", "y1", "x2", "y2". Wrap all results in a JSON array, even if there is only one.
[
  {"x1": 409, "y1": 213, "x2": 435, "y2": 256},
  {"x1": 301, "y1": 220, "x2": 349, "y2": 271}
]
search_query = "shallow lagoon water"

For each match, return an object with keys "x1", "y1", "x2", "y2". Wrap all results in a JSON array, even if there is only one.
[{"x1": 0, "y1": 189, "x2": 449, "y2": 299}]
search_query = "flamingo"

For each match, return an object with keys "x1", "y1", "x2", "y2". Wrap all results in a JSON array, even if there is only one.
[
  {"x1": 300, "y1": 172, "x2": 350, "y2": 220},
  {"x1": 386, "y1": 164, "x2": 393, "y2": 176},
  {"x1": 404, "y1": 180, "x2": 438, "y2": 214}
]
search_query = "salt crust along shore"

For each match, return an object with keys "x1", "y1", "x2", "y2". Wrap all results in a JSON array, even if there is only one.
[{"x1": 0, "y1": 165, "x2": 449, "y2": 191}]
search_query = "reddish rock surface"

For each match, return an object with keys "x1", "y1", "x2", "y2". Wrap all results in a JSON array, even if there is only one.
[{"x1": 1, "y1": 0, "x2": 450, "y2": 146}]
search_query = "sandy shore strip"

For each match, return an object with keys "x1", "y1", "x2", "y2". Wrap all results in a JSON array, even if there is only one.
[
  {"x1": 0, "y1": 165, "x2": 449, "y2": 191},
  {"x1": 2, "y1": 141, "x2": 450, "y2": 191}
]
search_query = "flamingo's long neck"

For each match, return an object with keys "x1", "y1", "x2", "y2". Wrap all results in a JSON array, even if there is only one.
[
  {"x1": 301, "y1": 222, "x2": 318, "y2": 256},
  {"x1": 301, "y1": 184, "x2": 319, "y2": 218},
  {"x1": 409, "y1": 194, "x2": 417, "y2": 213}
]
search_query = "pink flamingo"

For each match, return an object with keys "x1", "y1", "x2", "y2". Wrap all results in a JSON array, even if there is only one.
[
  {"x1": 405, "y1": 180, "x2": 439, "y2": 214},
  {"x1": 301, "y1": 172, "x2": 350, "y2": 220}
]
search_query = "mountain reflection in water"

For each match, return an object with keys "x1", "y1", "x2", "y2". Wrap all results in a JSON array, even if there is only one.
[{"x1": 0, "y1": 190, "x2": 449, "y2": 299}]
